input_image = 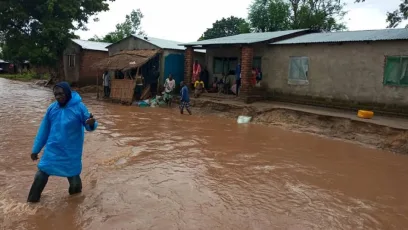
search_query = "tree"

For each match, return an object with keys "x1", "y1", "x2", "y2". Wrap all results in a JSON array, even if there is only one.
[
  {"x1": 248, "y1": 0, "x2": 291, "y2": 32},
  {"x1": 290, "y1": 0, "x2": 346, "y2": 31},
  {"x1": 89, "y1": 9, "x2": 146, "y2": 43},
  {"x1": 248, "y1": 0, "x2": 346, "y2": 32},
  {"x1": 198, "y1": 16, "x2": 251, "y2": 40},
  {"x1": 354, "y1": 0, "x2": 408, "y2": 28},
  {"x1": 0, "y1": 0, "x2": 113, "y2": 74}
]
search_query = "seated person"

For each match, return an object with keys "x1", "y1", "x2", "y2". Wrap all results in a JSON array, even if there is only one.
[
  {"x1": 194, "y1": 79, "x2": 206, "y2": 98},
  {"x1": 217, "y1": 73, "x2": 226, "y2": 94}
]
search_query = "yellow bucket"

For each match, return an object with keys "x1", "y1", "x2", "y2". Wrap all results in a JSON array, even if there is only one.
[{"x1": 357, "y1": 110, "x2": 374, "y2": 119}]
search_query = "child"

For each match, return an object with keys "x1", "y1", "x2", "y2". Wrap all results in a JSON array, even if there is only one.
[
  {"x1": 194, "y1": 79, "x2": 205, "y2": 98},
  {"x1": 179, "y1": 81, "x2": 192, "y2": 115}
]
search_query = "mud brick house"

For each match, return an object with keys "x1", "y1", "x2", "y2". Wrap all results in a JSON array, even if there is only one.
[
  {"x1": 180, "y1": 29, "x2": 310, "y2": 96},
  {"x1": 268, "y1": 28, "x2": 408, "y2": 112},
  {"x1": 182, "y1": 28, "x2": 408, "y2": 113},
  {"x1": 63, "y1": 39, "x2": 111, "y2": 86},
  {"x1": 106, "y1": 34, "x2": 205, "y2": 85}
]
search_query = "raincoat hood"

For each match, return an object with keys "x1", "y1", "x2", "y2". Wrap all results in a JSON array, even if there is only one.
[
  {"x1": 54, "y1": 82, "x2": 72, "y2": 105},
  {"x1": 53, "y1": 82, "x2": 82, "y2": 107}
]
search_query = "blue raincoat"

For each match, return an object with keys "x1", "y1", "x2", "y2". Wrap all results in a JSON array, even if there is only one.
[{"x1": 32, "y1": 87, "x2": 98, "y2": 177}]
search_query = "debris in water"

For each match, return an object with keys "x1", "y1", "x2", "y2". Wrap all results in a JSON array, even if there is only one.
[{"x1": 237, "y1": 116, "x2": 252, "y2": 124}]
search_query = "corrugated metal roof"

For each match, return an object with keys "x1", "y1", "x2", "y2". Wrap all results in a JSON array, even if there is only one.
[
  {"x1": 272, "y1": 28, "x2": 408, "y2": 45},
  {"x1": 0, "y1": 59, "x2": 9, "y2": 63},
  {"x1": 179, "y1": 29, "x2": 308, "y2": 46},
  {"x1": 133, "y1": 35, "x2": 185, "y2": 50},
  {"x1": 72, "y1": 39, "x2": 111, "y2": 52}
]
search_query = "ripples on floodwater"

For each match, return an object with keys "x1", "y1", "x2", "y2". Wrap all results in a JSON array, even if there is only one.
[{"x1": 1, "y1": 78, "x2": 408, "y2": 230}]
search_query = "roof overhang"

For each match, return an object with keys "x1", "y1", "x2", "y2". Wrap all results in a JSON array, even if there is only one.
[{"x1": 92, "y1": 49, "x2": 162, "y2": 71}]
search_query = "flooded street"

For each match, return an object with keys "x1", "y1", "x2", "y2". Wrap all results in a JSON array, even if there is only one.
[{"x1": 1, "y1": 78, "x2": 408, "y2": 230}]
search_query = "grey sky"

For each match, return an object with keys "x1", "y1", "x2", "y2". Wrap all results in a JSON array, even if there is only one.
[{"x1": 76, "y1": 0, "x2": 406, "y2": 43}]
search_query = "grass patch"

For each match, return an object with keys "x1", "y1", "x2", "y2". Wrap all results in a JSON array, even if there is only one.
[{"x1": 0, "y1": 72, "x2": 50, "y2": 81}]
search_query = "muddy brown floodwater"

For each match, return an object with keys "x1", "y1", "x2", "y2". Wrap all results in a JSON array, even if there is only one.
[{"x1": 1, "y1": 78, "x2": 408, "y2": 230}]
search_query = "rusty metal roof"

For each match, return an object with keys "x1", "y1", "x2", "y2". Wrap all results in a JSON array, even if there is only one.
[
  {"x1": 272, "y1": 28, "x2": 408, "y2": 45},
  {"x1": 92, "y1": 49, "x2": 161, "y2": 71},
  {"x1": 72, "y1": 39, "x2": 111, "y2": 52},
  {"x1": 179, "y1": 29, "x2": 309, "y2": 46}
]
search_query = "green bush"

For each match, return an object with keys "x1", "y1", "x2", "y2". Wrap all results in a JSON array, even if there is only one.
[{"x1": 0, "y1": 71, "x2": 50, "y2": 81}]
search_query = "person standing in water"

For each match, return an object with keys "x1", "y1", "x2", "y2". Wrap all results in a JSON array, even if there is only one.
[
  {"x1": 163, "y1": 73, "x2": 176, "y2": 107},
  {"x1": 179, "y1": 81, "x2": 192, "y2": 115},
  {"x1": 27, "y1": 82, "x2": 98, "y2": 203}
]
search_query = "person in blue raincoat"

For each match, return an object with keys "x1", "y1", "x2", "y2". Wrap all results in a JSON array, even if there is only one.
[{"x1": 27, "y1": 82, "x2": 98, "y2": 203}]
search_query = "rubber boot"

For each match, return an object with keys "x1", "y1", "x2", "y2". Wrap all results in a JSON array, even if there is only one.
[
  {"x1": 27, "y1": 170, "x2": 49, "y2": 203},
  {"x1": 67, "y1": 175, "x2": 82, "y2": 195}
]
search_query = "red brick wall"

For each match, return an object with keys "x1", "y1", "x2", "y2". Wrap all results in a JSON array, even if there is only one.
[
  {"x1": 184, "y1": 47, "x2": 194, "y2": 86},
  {"x1": 240, "y1": 45, "x2": 254, "y2": 96},
  {"x1": 78, "y1": 50, "x2": 108, "y2": 87}
]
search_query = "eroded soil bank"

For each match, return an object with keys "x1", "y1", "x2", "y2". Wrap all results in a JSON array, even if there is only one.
[{"x1": 191, "y1": 98, "x2": 408, "y2": 154}]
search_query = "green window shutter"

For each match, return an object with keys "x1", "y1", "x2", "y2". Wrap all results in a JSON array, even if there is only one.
[{"x1": 384, "y1": 56, "x2": 402, "y2": 85}]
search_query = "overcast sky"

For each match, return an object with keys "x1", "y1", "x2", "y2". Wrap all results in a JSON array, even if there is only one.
[{"x1": 76, "y1": 0, "x2": 406, "y2": 43}]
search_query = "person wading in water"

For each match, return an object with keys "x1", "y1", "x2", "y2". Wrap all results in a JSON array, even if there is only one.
[
  {"x1": 179, "y1": 81, "x2": 192, "y2": 115},
  {"x1": 27, "y1": 82, "x2": 98, "y2": 203}
]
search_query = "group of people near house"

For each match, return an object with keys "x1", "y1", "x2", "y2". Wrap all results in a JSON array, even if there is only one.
[
  {"x1": 101, "y1": 58, "x2": 261, "y2": 115},
  {"x1": 209, "y1": 61, "x2": 262, "y2": 96}
]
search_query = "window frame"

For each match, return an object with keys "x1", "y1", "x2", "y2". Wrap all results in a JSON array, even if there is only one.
[
  {"x1": 383, "y1": 55, "x2": 408, "y2": 87},
  {"x1": 212, "y1": 56, "x2": 263, "y2": 74},
  {"x1": 288, "y1": 56, "x2": 309, "y2": 85},
  {"x1": 213, "y1": 57, "x2": 238, "y2": 74},
  {"x1": 68, "y1": 54, "x2": 75, "y2": 67}
]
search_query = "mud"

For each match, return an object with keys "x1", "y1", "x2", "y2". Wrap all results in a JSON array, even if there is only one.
[
  {"x1": 191, "y1": 98, "x2": 408, "y2": 154},
  {"x1": 1, "y1": 78, "x2": 408, "y2": 230}
]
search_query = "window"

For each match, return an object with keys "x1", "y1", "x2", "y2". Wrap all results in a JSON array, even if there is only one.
[
  {"x1": 384, "y1": 56, "x2": 408, "y2": 86},
  {"x1": 68, "y1": 55, "x2": 75, "y2": 67},
  {"x1": 213, "y1": 57, "x2": 262, "y2": 74},
  {"x1": 253, "y1": 57, "x2": 262, "y2": 70},
  {"x1": 214, "y1": 58, "x2": 224, "y2": 74},
  {"x1": 288, "y1": 56, "x2": 309, "y2": 85},
  {"x1": 213, "y1": 57, "x2": 238, "y2": 75}
]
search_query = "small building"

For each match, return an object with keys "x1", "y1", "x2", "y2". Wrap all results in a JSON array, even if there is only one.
[
  {"x1": 106, "y1": 34, "x2": 205, "y2": 85},
  {"x1": 180, "y1": 29, "x2": 310, "y2": 96},
  {"x1": 63, "y1": 39, "x2": 111, "y2": 86}
]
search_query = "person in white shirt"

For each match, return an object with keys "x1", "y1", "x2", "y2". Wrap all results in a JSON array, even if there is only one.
[
  {"x1": 102, "y1": 71, "x2": 111, "y2": 98},
  {"x1": 163, "y1": 74, "x2": 176, "y2": 107}
]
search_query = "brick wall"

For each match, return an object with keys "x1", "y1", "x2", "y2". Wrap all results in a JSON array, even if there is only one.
[
  {"x1": 240, "y1": 45, "x2": 254, "y2": 96},
  {"x1": 78, "y1": 50, "x2": 109, "y2": 87},
  {"x1": 184, "y1": 47, "x2": 193, "y2": 86}
]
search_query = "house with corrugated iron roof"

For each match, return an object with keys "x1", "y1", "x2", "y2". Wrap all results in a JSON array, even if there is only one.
[
  {"x1": 180, "y1": 29, "x2": 311, "y2": 98},
  {"x1": 268, "y1": 28, "x2": 408, "y2": 111},
  {"x1": 106, "y1": 34, "x2": 205, "y2": 86},
  {"x1": 63, "y1": 39, "x2": 111, "y2": 86},
  {"x1": 182, "y1": 28, "x2": 408, "y2": 112}
]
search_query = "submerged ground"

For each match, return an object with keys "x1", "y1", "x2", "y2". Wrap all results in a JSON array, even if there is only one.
[{"x1": 1, "y1": 78, "x2": 408, "y2": 230}]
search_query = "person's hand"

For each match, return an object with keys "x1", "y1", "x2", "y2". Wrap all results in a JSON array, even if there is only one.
[
  {"x1": 31, "y1": 154, "x2": 39, "y2": 161},
  {"x1": 86, "y1": 113, "x2": 95, "y2": 126}
]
